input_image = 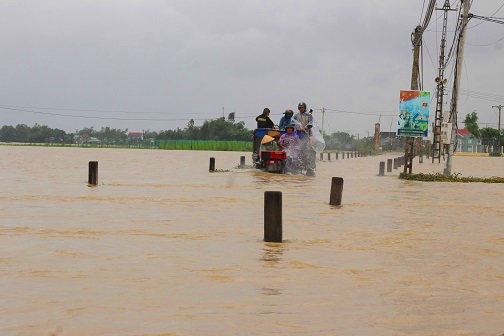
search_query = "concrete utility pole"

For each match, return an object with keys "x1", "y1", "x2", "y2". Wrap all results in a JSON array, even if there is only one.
[
  {"x1": 403, "y1": 25, "x2": 423, "y2": 174},
  {"x1": 493, "y1": 104, "x2": 503, "y2": 154},
  {"x1": 444, "y1": 0, "x2": 471, "y2": 175}
]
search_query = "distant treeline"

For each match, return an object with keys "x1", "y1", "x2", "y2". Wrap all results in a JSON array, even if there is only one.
[
  {"x1": 0, "y1": 117, "x2": 378, "y2": 152},
  {"x1": 0, "y1": 118, "x2": 252, "y2": 144}
]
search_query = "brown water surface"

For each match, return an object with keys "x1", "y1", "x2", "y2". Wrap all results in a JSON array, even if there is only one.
[{"x1": 1, "y1": 146, "x2": 503, "y2": 335}]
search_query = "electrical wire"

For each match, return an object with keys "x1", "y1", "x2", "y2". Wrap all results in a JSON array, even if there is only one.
[
  {"x1": 0, "y1": 106, "x2": 252, "y2": 122},
  {"x1": 466, "y1": 34, "x2": 504, "y2": 46},
  {"x1": 420, "y1": 0, "x2": 427, "y2": 26},
  {"x1": 324, "y1": 108, "x2": 395, "y2": 117},
  {"x1": 469, "y1": 14, "x2": 504, "y2": 25},
  {"x1": 467, "y1": 3, "x2": 504, "y2": 28},
  {"x1": 0, "y1": 104, "x2": 217, "y2": 116}
]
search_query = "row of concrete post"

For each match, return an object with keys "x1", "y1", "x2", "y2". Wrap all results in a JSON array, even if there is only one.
[
  {"x1": 319, "y1": 151, "x2": 364, "y2": 161},
  {"x1": 264, "y1": 177, "x2": 343, "y2": 242},
  {"x1": 88, "y1": 160, "x2": 343, "y2": 244},
  {"x1": 379, "y1": 156, "x2": 405, "y2": 176},
  {"x1": 378, "y1": 154, "x2": 426, "y2": 176},
  {"x1": 86, "y1": 149, "x2": 434, "y2": 246}
]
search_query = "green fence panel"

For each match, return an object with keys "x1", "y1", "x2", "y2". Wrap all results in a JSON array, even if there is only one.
[{"x1": 156, "y1": 140, "x2": 252, "y2": 151}]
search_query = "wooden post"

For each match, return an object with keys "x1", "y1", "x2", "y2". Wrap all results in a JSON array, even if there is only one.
[
  {"x1": 264, "y1": 191, "x2": 282, "y2": 243},
  {"x1": 336, "y1": 152, "x2": 339, "y2": 160},
  {"x1": 320, "y1": 153, "x2": 323, "y2": 161},
  {"x1": 379, "y1": 161, "x2": 385, "y2": 176},
  {"x1": 88, "y1": 161, "x2": 98, "y2": 185},
  {"x1": 327, "y1": 152, "x2": 331, "y2": 161},
  {"x1": 342, "y1": 152, "x2": 345, "y2": 159},
  {"x1": 240, "y1": 156, "x2": 245, "y2": 166},
  {"x1": 329, "y1": 177, "x2": 344, "y2": 206},
  {"x1": 387, "y1": 159, "x2": 392, "y2": 172},
  {"x1": 209, "y1": 157, "x2": 215, "y2": 172},
  {"x1": 347, "y1": 152, "x2": 349, "y2": 159}
]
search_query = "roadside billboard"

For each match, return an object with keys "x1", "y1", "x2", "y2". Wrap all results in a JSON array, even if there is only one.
[{"x1": 397, "y1": 90, "x2": 430, "y2": 137}]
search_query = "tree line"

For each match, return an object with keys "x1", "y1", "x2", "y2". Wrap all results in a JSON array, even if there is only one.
[
  {"x1": 0, "y1": 118, "x2": 252, "y2": 144},
  {"x1": 464, "y1": 111, "x2": 503, "y2": 148},
  {"x1": 0, "y1": 117, "x2": 376, "y2": 152}
]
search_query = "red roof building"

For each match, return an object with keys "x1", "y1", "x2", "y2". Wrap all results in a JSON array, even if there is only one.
[{"x1": 456, "y1": 128, "x2": 479, "y2": 152}]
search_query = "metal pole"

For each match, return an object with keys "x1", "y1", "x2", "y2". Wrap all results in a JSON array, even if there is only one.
[
  {"x1": 492, "y1": 105, "x2": 502, "y2": 154},
  {"x1": 321, "y1": 107, "x2": 325, "y2": 136}
]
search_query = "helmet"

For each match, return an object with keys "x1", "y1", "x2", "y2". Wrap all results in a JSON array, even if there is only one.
[
  {"x1": 298, "y1": 102, "x2": 307, "y2": 109},
  {"x1": 285, "y1": 123, "x2": 296, "y2": 130},
  {"x1": 283, "y1": 109, "x2": 293, "y2": 117}
]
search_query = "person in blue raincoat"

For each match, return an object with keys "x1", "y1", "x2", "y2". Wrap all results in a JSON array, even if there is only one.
[{"x1": 278, "y1": 109, "x2": 294, "y2": 130}]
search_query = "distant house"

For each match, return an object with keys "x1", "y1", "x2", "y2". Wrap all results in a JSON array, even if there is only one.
[
  {"x1": 456, "y1": 129, "x2": 479, "y2": 152},
  {"x1": 75, "y1": 133, "x2": 90, "y2": 145},
  {"x1": 127, "y1": 132, "x2": 143, "y2": 141}
]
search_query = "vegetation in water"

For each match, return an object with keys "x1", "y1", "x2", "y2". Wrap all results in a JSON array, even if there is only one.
[{"x1": 399, "y1": 172, "x2": 504, "y2": 183}]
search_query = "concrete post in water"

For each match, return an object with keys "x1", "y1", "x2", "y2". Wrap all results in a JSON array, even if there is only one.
[
  {"x1": 328, "y1": 152, "x2": 331, "y2": 161},
  {"x1": 347, "y1": 152, "x2": 349, "y2": 159},
  {"x1": 336, "y1": 152, "x2": 339, "y2": 160},
  {"x1": 209, "y1": 157, "x2": 216, "y2": 172},
  {"x1": 387, "y1": 159, "x2": 392, "y2": 172},
  {"x1": 379, "y1": 161, "x2": 385, "y2": 176},
  {"x1": 88, "y1": 161, "x2": 98, "y2": 185},
  {"x1": 329, "y1": 177, "x2": 344, "y2": 206},
  {"x1": 264, "y1": 191, "x2": 282, "y2": 243},
  {"x1": 240, "y1": 156, "x2": 245, "y2": 167}
]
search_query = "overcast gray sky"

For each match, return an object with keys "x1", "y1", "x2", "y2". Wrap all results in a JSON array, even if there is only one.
[{"x1": 1, "y1": 0, "x2": 503, "y2": 136}]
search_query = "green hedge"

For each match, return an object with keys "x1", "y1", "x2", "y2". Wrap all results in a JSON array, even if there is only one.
[{"x1": 156, "y1": 140, "x2": 252, "y2": 151}]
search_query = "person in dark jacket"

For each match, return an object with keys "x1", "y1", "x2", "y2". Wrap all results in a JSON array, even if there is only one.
[{"x1": 256, "y1": 108, "x2": 274, "y2": 129}]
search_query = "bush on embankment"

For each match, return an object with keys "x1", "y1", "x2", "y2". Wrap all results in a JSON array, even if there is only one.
[{"x1": 399, "y1": 172, "x2": 504, "y2": 183}]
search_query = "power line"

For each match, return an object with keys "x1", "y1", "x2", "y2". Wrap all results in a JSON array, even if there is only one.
[
  {"x1": 0, "y1": 104, "x2": 217, "y2": 115},
  {"x1": 469, "y1": 13, "x2": 504, "y2": 25},
  {"x1": 466, "y1": 33, "x2": 504, "y2": 46},
  {"x1": 323, "y1": 108, "x2": 395, "y2": 117},
  {"x1": 467, "y1": 2, "x2": 504, "y2": 28},
  {"x1": 0, "y1": 106, "x2": 249, "y2": 122}
]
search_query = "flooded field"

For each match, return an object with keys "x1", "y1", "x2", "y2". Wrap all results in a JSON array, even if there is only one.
[{"x1": 1, "y1": 146, "x2": 503, "y2": 336}]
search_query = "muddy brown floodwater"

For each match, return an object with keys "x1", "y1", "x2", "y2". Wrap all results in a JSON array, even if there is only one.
[{"x1": 1, "y1": 146, "x2": 503, "y2": 335}]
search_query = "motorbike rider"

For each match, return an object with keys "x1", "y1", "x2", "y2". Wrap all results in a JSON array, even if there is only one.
[
  {"x1": 278, "y1": 109, "x2": 294, "y2": 130},
  {"x1": 293, "y1": 102, "x2": 316, "y2": 176},
  {"x1": 278, "y1": 123, "x2": 301, "y2": 173},
  {"x1": 256, "y1": 108, "x2": 274, "y2": 129}
]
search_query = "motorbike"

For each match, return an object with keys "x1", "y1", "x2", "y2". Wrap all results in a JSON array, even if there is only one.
[{"x1": 252, "y1": 128, "x2": 287, "y2": 174}]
